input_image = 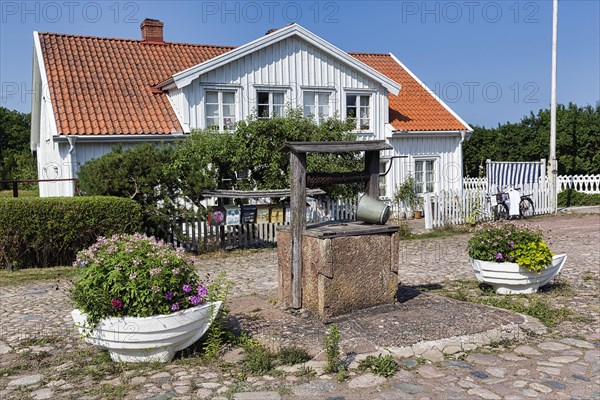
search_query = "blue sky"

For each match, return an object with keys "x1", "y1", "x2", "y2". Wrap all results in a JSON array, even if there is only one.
[{"x1": 1, "y1": 0, "x2": 598, "y2": 127}]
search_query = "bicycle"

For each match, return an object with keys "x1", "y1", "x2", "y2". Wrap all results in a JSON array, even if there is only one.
[{"x1": 490, "y1": 188, "x2": 535, "y2": 220}]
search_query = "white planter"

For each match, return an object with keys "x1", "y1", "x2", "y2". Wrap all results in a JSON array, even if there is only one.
[
  {"x1": 72, "y1": 301, "x2": 222, "y2": 362},
  {"x1": 471, "y1": 254, "x2": 567, "y2": 294}
]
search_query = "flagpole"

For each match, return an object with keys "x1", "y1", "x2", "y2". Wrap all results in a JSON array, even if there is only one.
[{"x1": 549, "y1": 0, "x2": 558, "y2": 212}]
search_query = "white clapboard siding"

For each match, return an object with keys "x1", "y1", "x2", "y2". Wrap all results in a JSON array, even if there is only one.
[{"x1": 173, "y1": 36, "x2": 389, "y2": 141}]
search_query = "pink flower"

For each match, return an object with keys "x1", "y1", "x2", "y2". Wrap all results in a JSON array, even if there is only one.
[{"x1": 111, "y1": 299, "x2": 123, "y2": 310}]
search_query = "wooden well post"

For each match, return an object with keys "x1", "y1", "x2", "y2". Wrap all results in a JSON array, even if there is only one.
[{"x1": 281, "y1": 141, "x2": 392, "y2": 309}]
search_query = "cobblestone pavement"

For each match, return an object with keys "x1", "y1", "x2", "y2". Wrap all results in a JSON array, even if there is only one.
[{"x1": 0, "y1": 213, "x2": 598, "y2": 400}]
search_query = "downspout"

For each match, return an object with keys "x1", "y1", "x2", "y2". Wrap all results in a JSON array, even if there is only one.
[{"x1": 67, "y1": 136, "x2": 77, "y2": 196}]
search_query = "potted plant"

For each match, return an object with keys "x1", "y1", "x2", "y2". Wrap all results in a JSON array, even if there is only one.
[
  {"x1": 467, "y1": 222, "x2": 567, "y2": 294},
  {"x1": 70, "y1": 233, "x2": 223, "y2": 362},
  {"x1": 393, "y1": 175, "x2": 423, "y2": 219}
]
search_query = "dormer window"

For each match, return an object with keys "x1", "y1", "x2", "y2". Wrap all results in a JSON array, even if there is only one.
[
  {"x1": 257, "y1": 91, "x2": 285, "y2": 119},
  {"x1": 205, "y1": 90, "x2": 237, "y2": 131}
]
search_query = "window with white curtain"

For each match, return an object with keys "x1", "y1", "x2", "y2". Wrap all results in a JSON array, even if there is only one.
[
  {"x1": 205, "y1": 90, "x2": 236, "y2": 131},
  {"x1": 415, "y1": 160, "x2": 435, "y2": 193},
  {"x1": 303, "y1": 91, "x2": 330, "y2": 124}
]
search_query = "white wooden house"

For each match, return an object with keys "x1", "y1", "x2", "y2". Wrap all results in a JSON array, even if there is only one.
[{"x1": 31, "y1": 19, "x2": 472, "y2": 198}]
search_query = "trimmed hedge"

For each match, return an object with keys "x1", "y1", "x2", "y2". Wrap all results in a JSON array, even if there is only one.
[
  {"x1": 557, "y1": 189, "x2": 600, "y2": 208},
  {"x1": 0, "y1": 196, "x2": 142, "y2": 269}
]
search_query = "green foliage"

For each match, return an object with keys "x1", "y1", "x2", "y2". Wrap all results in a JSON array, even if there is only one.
[
  {"x1": 0, "y1": 196, "x2": 141, "y2": 269},
  {"x1": 71, "y1": 233, "x2": 210, "y2": 327},
  {"x1": 0, "y1": 107, "x2": 36, "y2": 189},
  {"x1": 393, "y1": 174, "x2": 422, "y2": 211},
  {"x1": 241, "y1": 342, "x2": 273, "y2": 374},
  {"x1": 323, "y1": 324, "x2": 341, "y2": 373},
  {"x1": 509, "y1": 241, "x2": 553, "y2": 274},
  {"x1": 358, "y1": 354, "x2": 398, "y2": 377},
  {"x1": 294, "y1": 366, "x2": 316, "y2": 378},
  {"x1": 276, "y1": 346, "x2": 311, "y2": 366},
  {"x1": 467, "y1": 222, "x2": 553, "y2": 272},
  {"x1": 177, "y1": 109, "x2": 361, "y2": 202},
  {"x1": 200, "y1": 272, "x2": 235, "y2": 360},
  {"x1": 463, "y1": 103, "x2": 600, "y2": 177},
  {"x1": 77, "y1": 143, "x2": 180, "y2": 237},
  {"x1": 557, "y1": 189, "x2": 600, "y2": 207}
]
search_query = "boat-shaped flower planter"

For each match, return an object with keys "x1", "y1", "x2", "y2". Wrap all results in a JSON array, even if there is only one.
[
  {"x1": 72, "y1": 301, "x2": 222, "y2": 363},
  {"x1": 471, "y1": 254, "x2": 567, "y2": 294}
]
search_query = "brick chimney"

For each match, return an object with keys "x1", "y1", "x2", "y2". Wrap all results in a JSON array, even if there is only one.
[{"x1": 140, "y1": 19, "x2": 164, "y2": 43}]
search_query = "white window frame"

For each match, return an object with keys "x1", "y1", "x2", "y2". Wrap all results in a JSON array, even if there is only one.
[
  {"x1": 302, "y1": 89, "x2": 333, "y2": 125},
  {"x1": 256, "y1": 89, "x2": 286, "y2": 119},
  {"x1": 202, "y1": 86, "x2": 240, "y2": 132},
  {"x1": 345, "y1": 92, "x2": 373, "y2": 132},
  {"x1": 414, "y1": 158, "x2": 438, "y2": 194}
]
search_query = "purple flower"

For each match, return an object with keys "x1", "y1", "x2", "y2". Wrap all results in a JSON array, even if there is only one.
[
  {"x1": 182, "y1": 284, "x2": 192, "y2": 293},
  {"x1": 495, "y1": 252, "x2": 504, "y2": 261},
  {"x1": 549, "y1": 239, "x2": 554, "y2": 245},
  {"x1": 165, "y1": 291, "x2": 174, "y2": 301},
  {"x1": 188, "y1": 296, "x2": 201, "y2": 305},
  {"x1": 171, "y1": 303, "x2": 180, "y2": 311},
  {"x1": 111, "y1": 299, "x2": 123, "y2": 310},
  {"x1": 508, "y1": 241, "x2": 515, "y2": 248},
  {"x1": 197, "y1": 285, "x2": 208, "y2": 298}
]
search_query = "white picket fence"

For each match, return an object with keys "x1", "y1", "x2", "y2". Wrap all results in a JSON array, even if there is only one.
[
  {"x1": 168, "y1": 197, "x2": 357, "y2": 251},
  {"x1": 464, "y1": 174, "x2": 600, "y2": 194},
  {"x1": 558, "y1": 174, "x2": 600, "y2": 194},
  {"x1": 425, "y1": 180, "x2": 552, "y2": 229}
]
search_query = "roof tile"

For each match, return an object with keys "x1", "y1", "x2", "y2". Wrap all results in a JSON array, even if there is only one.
[
  {"x1": 39, "y1": 33, "x2": 467, "y2": 135},
  {"x1": 350, "y1": 53, "x2": 469, "y2": 132}
]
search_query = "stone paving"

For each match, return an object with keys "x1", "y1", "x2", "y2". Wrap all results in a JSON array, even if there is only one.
[{"x1": 0, "y1": 213, "x2": 599, "y2": 400}]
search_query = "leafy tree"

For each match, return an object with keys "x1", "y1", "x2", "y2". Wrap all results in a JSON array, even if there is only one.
[
  {"x1": 77, "y1": 143, "x2": 179, "y2": 236},
  {"x1": 0, "y1": 107, "x2": 36, "y2": 189},
  {"x1": 463, "y1": 102, "x2": 600, "y2": 177},
  {"x1": 175, "y1": 108, "x2": 362, "y2": 204}
]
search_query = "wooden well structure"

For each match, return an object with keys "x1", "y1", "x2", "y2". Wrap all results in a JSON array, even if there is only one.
[{"x1": 278, "y1": 141, "x2": 398, "y2": 315}]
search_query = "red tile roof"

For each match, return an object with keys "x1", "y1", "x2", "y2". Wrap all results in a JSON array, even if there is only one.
[
  {"x1": 38, "y1": 33, "x2": 468, "y2": 135},
  {"x1": 38, "y1": 33, "x2": 233, "y2": 135},
  {"x1": 351, "y1": 53, "x2": 469, "y2": 132}
]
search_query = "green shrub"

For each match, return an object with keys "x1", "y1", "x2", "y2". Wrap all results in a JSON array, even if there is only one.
[
  {"x1": 323, "y1": 324, "x2": 341, "y2": 373},
  {"x1": 557, "y1": 189, "x2": 600, "y2": 207},
  {"x1": 0, "y1": 196, "x2": 142, "y2": 269},
  {"x1": 277, "y1": 346, "x2": 311, "y2": 366},
  {"x1": 242, "y1": 343, "x2": 273, "y2": 374},
  {"x1": 77, "y1": 144, "x2": 179, "y2": 237},
  {"x1": 358, "y1": 354, "x2": 398, "y2": 377}
]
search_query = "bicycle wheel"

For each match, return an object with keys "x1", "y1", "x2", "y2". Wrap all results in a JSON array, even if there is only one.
[
  {"x1": 519, "y1": 197, "x2": 535, "y2": 218},
  {"x1": 494, "y1": 203, "x2": 509, "y2": 220}
]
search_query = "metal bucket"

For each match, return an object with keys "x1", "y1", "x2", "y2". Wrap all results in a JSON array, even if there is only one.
[{"x1": 356, "y1": 194, "x2": 390, "y2": 225}]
